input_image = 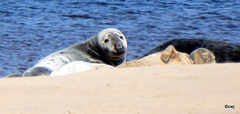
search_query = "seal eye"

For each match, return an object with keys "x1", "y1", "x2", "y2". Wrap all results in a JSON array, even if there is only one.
[
  {"x1": 119, "y1": 36, "x2": 124, "y2": 39},
  {"x1": 104, "y1": 39, "x2": 109, "y2": 43}
]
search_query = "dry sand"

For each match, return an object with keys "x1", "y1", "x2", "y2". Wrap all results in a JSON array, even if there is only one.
[{"x1": 0, "y1": 63, "x2": 240, "y2": 113}]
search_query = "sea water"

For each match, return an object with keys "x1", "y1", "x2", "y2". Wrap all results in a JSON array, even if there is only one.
[{"x1": 0, "y1": 0, "x2": 239, "y2": 77}]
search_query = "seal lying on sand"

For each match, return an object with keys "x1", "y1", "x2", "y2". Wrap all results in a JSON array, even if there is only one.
[
  {"x1": 23, "y1": 28, "x2": 127, "y2": 77},
  {"x1": 50, "y1": 61, "x2": 114, "y2": 76},
  {"x1": 118, "y1": 45, "x2": 215, "y2": 68},
  {"x1": 4, "y1": 73, "x2": 23, "y2": 78},
  {"x1": 141, "y1": 38, "x2": 240, "y2": 63}
]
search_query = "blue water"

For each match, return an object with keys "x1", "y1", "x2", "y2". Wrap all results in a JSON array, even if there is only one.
[{"x1": 0, "y1": 0, "x2": 240, "y2": 77}]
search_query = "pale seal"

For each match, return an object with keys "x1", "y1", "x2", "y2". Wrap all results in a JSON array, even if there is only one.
[
  {"x1": 50, "y1": 61, "x2": 114, "y2": 76},
  {"x1": 161, "y1": 46, "x2": 215, "y2": 64},
  {"x1": 141, "y1": 38, "x2": 240, "y2": 63},
  {"x1": 118, "y1": 45, "x2": 215, "y2": 68},
  {"x1": 189, "y1": 48, "x2": 216, "y2": 64},
  {"x1": 23, "y1": 28, "x2": 127, "y2": 77}
]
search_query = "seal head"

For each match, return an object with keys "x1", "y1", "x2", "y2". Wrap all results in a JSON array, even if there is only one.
[
  {"x1": 190, "y1": 48, "x2": 216, "y2": 64},
  {"x1": 96, "y1": 28, "x2": 127, "y2": 66}
]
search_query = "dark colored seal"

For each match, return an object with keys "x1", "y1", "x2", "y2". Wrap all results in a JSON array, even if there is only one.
[
  {"x1": 141, "y1": 38, "x2": 240, "y2": 63},
  {"x1": 23, "y1": 28, "x2": 127, "y2": 77}
]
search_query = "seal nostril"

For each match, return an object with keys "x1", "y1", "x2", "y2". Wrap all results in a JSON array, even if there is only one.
[
  {"x1": 115, "y1": 43, "x2": 122, "y2": 49},
  {"x1": 114, "y1": 42, "x2": 125, "y2": 54}
]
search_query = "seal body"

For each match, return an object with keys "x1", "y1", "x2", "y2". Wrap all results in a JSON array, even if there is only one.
[
  {"x1": 23, "y1": 28, "x2": 127, "y2": 77},
  {"x1": 141, "y1": 38, "x2": 240, "y2": 63},
  {"x1": 118, "y1": 45, "x2": 215, "y2": 68},
  {"x1": 160, "y1": 45, "x2": 194, "y2": 64},
  {"x1": 5, "y1": 73, "x2": 23, "y2": 78},
  {"x1": 50, "y1": 61, "x2": 114, "y2": 76}
]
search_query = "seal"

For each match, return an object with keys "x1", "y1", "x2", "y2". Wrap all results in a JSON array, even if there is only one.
[
  {"x1": 189, "y1": 48, "x2": 216, "y2": 64},
  {"x1": 4, "y1": 73, "x2": 23, "y2": 78},
  {"x1": 161, "y1": 46, "x2": 215, "y2": 64},
  {"x1": 141, "y1": 38, "x2": 240, "y2": 63},
  {"x1": 23, "y1": 28, "x2": 127, "y2": 77},
  {"x1": 50, "y1": 61, "x2": 114, "y2": 76},
  {"x1": 117, "y1": 45, "x2": 215, "y2": 68}
]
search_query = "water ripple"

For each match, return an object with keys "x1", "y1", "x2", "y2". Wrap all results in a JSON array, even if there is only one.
[{"x1": 0, "y1": 0, "x2": 239, "y2": 77}]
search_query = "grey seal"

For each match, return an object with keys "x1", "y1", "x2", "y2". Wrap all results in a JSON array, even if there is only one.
[
  {"x1": 141, "y1": 38, "x2": 240, "y2": 63},
  {"x1": 50, "y1": 61, "x2": 114, "y2": 76},
  {"x1": 23, "y1": 28, "x2": 127, "y2": 77},
  {"x1": 118, "y1": 45, "x2": 215, "y2": 68},
  {"x1": 160, "y1": 45, "x2": 215, "y2": 64}
]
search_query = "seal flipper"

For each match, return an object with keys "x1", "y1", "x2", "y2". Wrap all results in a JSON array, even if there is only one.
[
  {"x1": 23, "y1": 67, "x2": 52, "y2": 77},
  {"x1": 160, "y1": 45, "x2": 181, "y2": 63}
]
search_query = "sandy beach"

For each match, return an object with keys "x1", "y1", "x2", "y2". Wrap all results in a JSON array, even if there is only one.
[{"x1": 0, "y1": 63, "x2": 240, "y2": 113}]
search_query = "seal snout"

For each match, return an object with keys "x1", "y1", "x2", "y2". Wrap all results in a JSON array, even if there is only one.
[{"x1": 114, "y1": 42, "x2": 126, "y2": 54}]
